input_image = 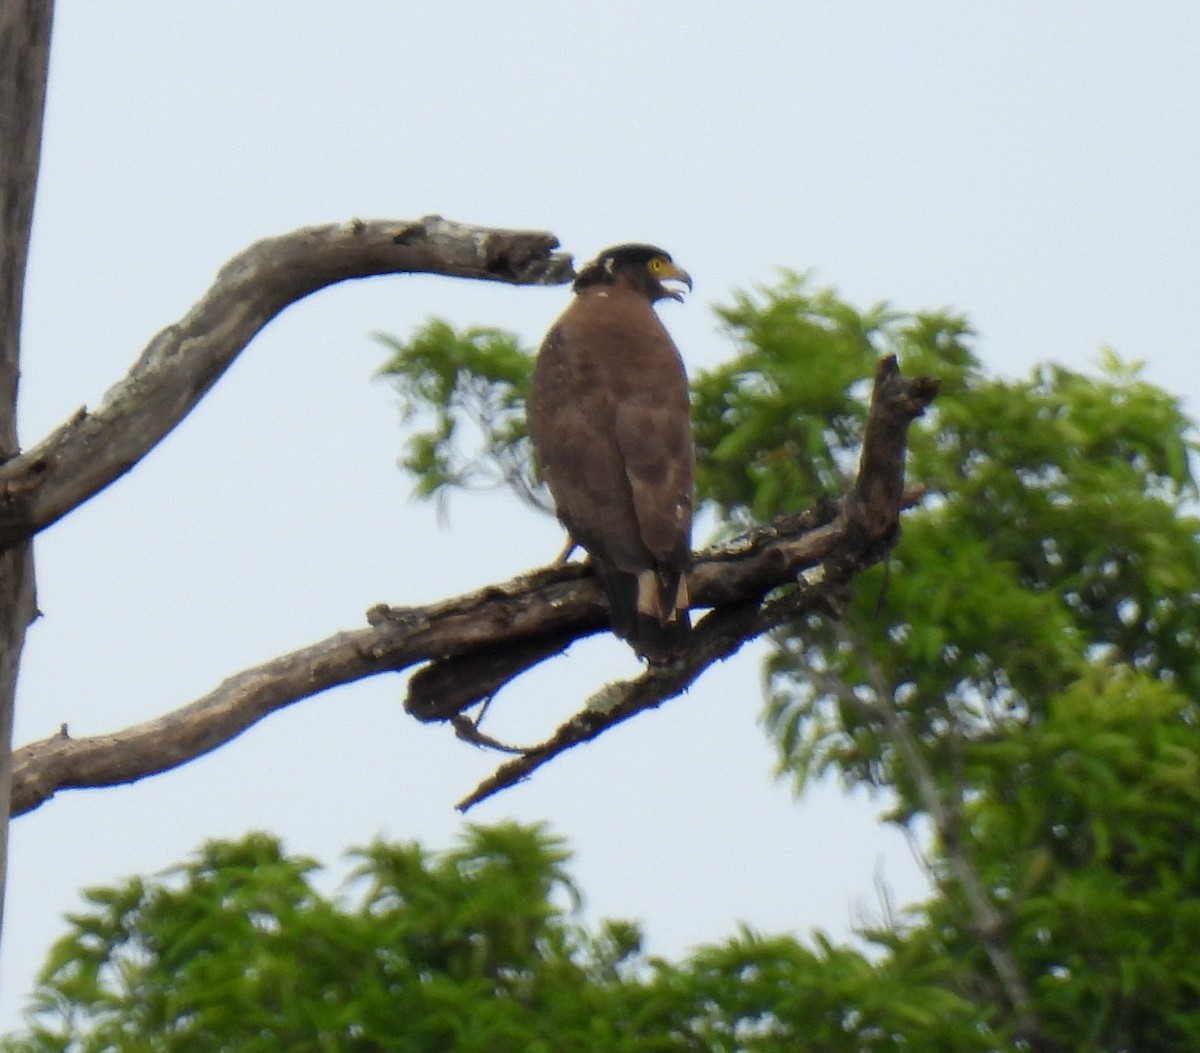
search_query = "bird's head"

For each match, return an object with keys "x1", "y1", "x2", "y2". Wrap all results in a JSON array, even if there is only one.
[{"x1": 573, "y1": 244, "x2": 693, "y2": 303}]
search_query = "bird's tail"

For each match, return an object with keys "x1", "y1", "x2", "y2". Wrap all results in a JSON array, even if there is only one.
[{"x1": 597, "y1": 563, "x2": 691, "y2": 663}]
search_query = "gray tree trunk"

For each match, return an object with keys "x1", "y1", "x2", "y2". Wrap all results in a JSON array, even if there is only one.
[{"x1": 0, "y1": 0, "x2": 54, "y2": 943}]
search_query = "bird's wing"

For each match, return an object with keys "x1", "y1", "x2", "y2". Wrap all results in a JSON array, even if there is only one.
[
  {"x1": 527, "y1": 326, "x2": 645, "y2": 568},
  {"x1": 614, "y1": 396, "x2": 693, "y2": 565}
]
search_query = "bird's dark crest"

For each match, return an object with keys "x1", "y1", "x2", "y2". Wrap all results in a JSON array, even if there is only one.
[{"x1": 573, "y1": 244, "x2": 675, "y2": 293}]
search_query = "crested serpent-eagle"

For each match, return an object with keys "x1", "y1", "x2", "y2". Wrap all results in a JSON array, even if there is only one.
[{"x1": 528, "y1": 244, "x2": 695, "y2": 662}]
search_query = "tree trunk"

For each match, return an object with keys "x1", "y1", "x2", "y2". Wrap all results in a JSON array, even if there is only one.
[{"x1": 0, "y1": 0, "x2": 54, "y2": 943}]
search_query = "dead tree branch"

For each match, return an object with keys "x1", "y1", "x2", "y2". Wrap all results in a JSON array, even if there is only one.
[
  {"x1": 0, "y1": 215, "x2": 572, "y2": 548},
  {"x1": 11, "y1": 355, "x2": 937, "y2": 818}
]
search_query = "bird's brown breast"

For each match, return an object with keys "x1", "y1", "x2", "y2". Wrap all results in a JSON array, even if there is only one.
[{"x1": 528, "y1": 285, "x2": 692, "y2": 566}]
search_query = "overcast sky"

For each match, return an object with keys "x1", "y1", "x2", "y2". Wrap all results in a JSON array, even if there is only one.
[{"x1": 3, "y1": 2, "x2": 1198, "y2": 1026}]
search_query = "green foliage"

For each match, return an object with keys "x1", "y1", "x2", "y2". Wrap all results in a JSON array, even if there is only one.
[
  {"x1": 915, "y1": 668, "x2": 1200, "y2": 1050},
  {"x1": 723, "y1": 280, "x2": 1200, "y2": 1049},
  {"x1": 3, "y1": 824, "x2": 631, "y2": 1053},
  {"x1": 761, "y1": 319, "x2": 1200, "y2": 806},
  {"x1": 692, "y1": 273, "x2": 977, "y2": 527},
  {"x1": 2, "y1": 826, "x2": 996, "y2": 1053},
  {"x1": 375, "y1": 323, "x2": 545, "y2": 511},
  {"x1": 679, "y1": 928, "x2": 991, "y2": 1052}
]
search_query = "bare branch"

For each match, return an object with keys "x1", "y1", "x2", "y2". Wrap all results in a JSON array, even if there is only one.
[
  {"x1": 0, "y1": 216, "x2": 573, "y2": 547},
  {"x1": 10, "y1": 355, "x2": 937, "y2": 820},
  {"x1": 5, "y1": 516, "x2": 838, "y2": 817},
  {"x1": 847, "y1": 355, "x2": 940, "y2": 540},
  {"x1": 11, "y1": 626, "x2": 409, "y2": 818}
]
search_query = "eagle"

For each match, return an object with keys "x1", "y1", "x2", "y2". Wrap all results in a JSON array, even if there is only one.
[{"x1": 527, "y1": 244, "x2": 695, "y2": 662}]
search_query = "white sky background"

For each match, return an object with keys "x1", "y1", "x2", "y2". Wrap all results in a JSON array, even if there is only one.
[{"x1": 3, "y1": 1, "x2": 1198, "y2": 1024}]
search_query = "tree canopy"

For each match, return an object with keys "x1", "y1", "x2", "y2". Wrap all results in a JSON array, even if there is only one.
[{"x1": 0, "y1": 823, "x2": 991, "y2": 1053}]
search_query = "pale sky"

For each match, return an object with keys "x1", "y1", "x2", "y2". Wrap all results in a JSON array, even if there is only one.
[{"x1": 3, "y1": 2, "x2": 1198, "y2": 1026}]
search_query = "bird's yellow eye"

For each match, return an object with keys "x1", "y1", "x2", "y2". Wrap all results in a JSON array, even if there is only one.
[{"x1": 649, "y1": 256, "x2": 668, "y2": 274}]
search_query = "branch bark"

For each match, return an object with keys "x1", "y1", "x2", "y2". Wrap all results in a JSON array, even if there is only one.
[
  {"x1": 11, "y1": 356, "x2": 937, "y2": 819},
  {"x1": 0, "y1": 0, "x2": 53, "y2": 945},
  {"x1": 4, "y1": 516, "x2": 843, "y2": 817},
  {"x1": 0, "y1": 215, "x2": 572, "y2": 547}
]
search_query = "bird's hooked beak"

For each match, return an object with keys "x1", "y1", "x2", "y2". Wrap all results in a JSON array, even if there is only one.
[{"x1": 661, "y1": 262, "x2": 693, "y2": 302}]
